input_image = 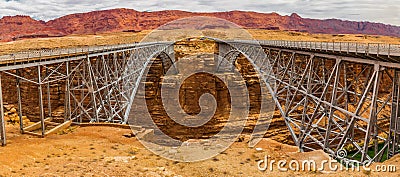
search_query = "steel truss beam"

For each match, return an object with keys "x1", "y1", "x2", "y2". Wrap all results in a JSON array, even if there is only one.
[
  {"x1": 69, "y1": 44, "x2": 174, "y2": 124},
  {"x1": 266, "y1": 49, "x2": 395, "y2": 163},
  {"x1": 218, "y1": 41, "x2": 399, "y2": 163},
  {"x1": 0, "y1": 39, "x2": 398, "y2": 165},
  {"x1": 0, "y1": 43, "x2": 174, "y2": 143}
]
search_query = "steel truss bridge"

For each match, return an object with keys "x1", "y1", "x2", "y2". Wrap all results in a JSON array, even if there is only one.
[{"x1": 0, "y1": 39, "x2": 399, "y2": 164}]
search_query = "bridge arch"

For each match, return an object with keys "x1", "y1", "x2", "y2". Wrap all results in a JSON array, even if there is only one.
[
  {"x1": 123, "y1": 43, "x2": 176, "y2": 124},
  {"x1": 0, "y1": 35, "x2": 396, "y2": 163},
  {"x1": 124, "y1": 38, "x2": 276, "y2": 151},
  {"x1": 216, "y1": 50, "x2": 241, "y2": 72}
]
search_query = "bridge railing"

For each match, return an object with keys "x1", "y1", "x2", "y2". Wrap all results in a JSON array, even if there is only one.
[
  {"x1": 1, "y1": 40, "x2": 399, "y2": 63},
  {"x1": 259, "y1": 40, "x2": 400, "y2": 57},
  {"x1": 0, "y1": 43, "x2": 140, "y2": 63},
  {"x1": 0, "y1": 42, "x2": 176, "y2": 63}
]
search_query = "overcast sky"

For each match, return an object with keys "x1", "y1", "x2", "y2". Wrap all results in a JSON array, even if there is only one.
[{"x1": 0, "y1": 0, "x2": 399, "y2": 26}]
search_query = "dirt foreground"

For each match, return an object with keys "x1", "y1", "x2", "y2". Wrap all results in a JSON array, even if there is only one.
[
  {"x1": 1, "y1": 30, "x2": 400, "y2": 176},
  {"x1": 0, "y1": 124, "x2": 398, "y2": 177}
]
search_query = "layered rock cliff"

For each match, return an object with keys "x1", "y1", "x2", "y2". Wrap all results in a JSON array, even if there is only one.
[{"x1": 1, "y1": 8, "x2": 399, "y2": 42}]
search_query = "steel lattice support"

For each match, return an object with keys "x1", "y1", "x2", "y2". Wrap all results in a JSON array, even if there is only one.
[
  {"x1": 270, "y1": 51, "x2": 393, "y2": 163},
  {"x1": 0, "y1": 42, "x2": 173, "y2": 143},
  {"x1": 0, "y1": 73, "x2": 5, "y2": 146},
  {"x1": 67, "y1": 52, "x2": 132, "y2": 123},
  {"x1": 68, "y1": 43, "x2": 174, "y2": 124},
  {"x1": 388, "y1": 70, "x2": 400, "y2": 158},
  {"x1": 0, "y1": 39, "x2": 397, "y2": 164},
  {"x1": 218, "y1": 41, "x2": 399, "y2": 163},
  {"x1": 0, "y1": 61, "x2": 71, "y2": 137}
]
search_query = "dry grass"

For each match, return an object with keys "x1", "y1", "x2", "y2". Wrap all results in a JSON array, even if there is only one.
[{"x1": 1, "y1": 29, "x2": 400, "y2": 55}]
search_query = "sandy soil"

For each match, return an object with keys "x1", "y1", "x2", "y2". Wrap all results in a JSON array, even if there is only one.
[
  {"x1": 0, "y1": 124, "x2": 399, "y2": 177},
  {"x1": 1, "y1": 30, "x2": 400, "y2": 176}
]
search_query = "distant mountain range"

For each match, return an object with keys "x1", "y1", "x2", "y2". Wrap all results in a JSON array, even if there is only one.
[{"x1": 0, "y1": 8, "x2": 399, "y2": 42}]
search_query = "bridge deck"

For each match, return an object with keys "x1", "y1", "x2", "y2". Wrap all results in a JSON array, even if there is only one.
[
  {"x1": 0, "y1": 41, "x2": 399, "y2": 69},
  {"x1": 0, "y1": 42, "x2": 172, "y2": 70},
  {"x1": 260, "y1": 40, "x2": 400, "y2": 63},
  {"x1": 0, "y1": 39, "x2": 399, "y2": 163}
]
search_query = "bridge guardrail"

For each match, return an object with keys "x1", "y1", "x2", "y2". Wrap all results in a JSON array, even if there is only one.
[
  {"x1": 0, "y1": 41, "x2": 172, "y2": 64},
  {"x1": 0, "y1": 43, "x2": 133, "y2": 63},
  {"x1": 0, "y1": 40, "x2": 399, "y2": 64},
  {"x1": 258, "y1": 40, "x2": 400, "y2": 57}
]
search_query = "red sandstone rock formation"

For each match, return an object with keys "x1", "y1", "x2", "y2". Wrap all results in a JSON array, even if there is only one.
[
  {"x1": 0, "y1": 15, "x2": 65, "y2": 42},
  {"x1": 1, "y1": 9, "x2": 399, "y2": 42}
]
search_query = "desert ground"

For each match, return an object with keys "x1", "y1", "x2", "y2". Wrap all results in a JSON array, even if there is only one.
[
  {"x1": 0, "y1": 30, "x2": 400, "y2": 176},
  {"x1": 1, "y1": 123, "x2": 399, "y2": 177}
]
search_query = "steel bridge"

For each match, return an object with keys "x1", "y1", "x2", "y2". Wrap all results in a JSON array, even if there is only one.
[{"x1": 0, "y1": 39, "x2": 399, "y2": 164}]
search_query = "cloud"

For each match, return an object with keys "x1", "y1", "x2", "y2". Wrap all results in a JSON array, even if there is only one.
[{"x1": 0, "y1": 0, "x2": 399, "y2": 26}]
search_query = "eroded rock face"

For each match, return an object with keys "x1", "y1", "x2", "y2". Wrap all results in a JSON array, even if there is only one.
[
  {"x1": 139, "y1": 40, "x2": 294, "y2": 144},
  {"x1": 1, "y1": 9, "x2": 400, "y2": 42}
]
